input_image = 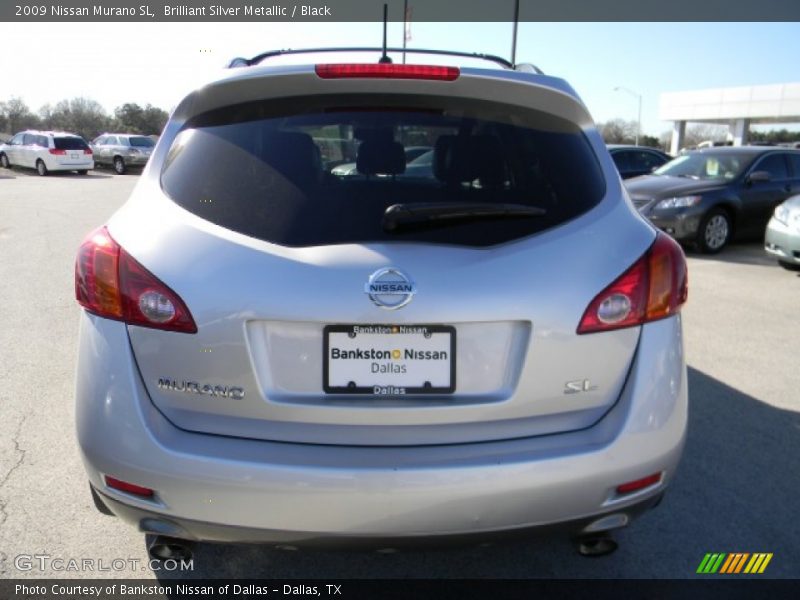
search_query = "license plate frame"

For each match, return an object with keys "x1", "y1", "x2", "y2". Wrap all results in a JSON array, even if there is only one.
[{"x1": 323, "y1": 324, "x2": 456, "y2": 395}]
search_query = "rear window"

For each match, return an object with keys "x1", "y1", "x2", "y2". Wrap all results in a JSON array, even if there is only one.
[
  {"x1": 161, "y1": 95, "x2": 605, "y2": 247},
  {"x1": 129, "y1": 136, "x2": 155, "y2": 147},
  {"x1": 54, "y1": 137, "x2": 89, "y2": 150}
]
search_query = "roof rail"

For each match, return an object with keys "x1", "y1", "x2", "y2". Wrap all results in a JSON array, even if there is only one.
[{"x1": 228, "y1": 47, "x2": 540, "y2": 72}]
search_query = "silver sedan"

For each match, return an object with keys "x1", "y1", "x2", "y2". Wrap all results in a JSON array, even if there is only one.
[{"x1": 765, "y1": 195, "x2": 800, "y2": 269}]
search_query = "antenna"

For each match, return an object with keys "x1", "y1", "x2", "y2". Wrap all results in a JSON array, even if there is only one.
[
  {"x1": 379, "y1": 4, "x2": 392, "y2": 63},
  {"x1": 510, "y1": 0, "x2": 520, "y2": 67}
]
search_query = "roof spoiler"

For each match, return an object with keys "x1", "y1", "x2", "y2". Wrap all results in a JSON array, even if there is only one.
[{"x1": 226, "y1": 47, "x2": 543, "y2": 74}]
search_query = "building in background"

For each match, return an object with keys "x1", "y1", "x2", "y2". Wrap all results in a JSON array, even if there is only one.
[{"x1": 660, "y1": 83, "x2": 800, "y2": 154}]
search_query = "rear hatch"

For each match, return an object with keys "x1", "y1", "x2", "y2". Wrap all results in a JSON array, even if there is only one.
[
  {"x1": 127, "y1": 136, "x2": 155, "y2": 161},
  {"x1": 115, "y1": 65, "x2": 655, "y2": 446},
  {"x1": 53, "y1": 136, "x2": 92, "y2": 166}
]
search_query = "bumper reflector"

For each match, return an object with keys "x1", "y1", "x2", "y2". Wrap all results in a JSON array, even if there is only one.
[
  {"x1": 616, "y1": 472, "x2": 663, "y2": 495},
  {"x1": 105, "y1": 476, "x2": 155, "y2": 498}
]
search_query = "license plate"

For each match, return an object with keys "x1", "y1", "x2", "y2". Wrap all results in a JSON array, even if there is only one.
[
  {"x1": 70, "y1": 153, "x2": 79, "y2": 159},
  {"x1": 323, "y1": 324, "x2": 455, "y2": 395}
]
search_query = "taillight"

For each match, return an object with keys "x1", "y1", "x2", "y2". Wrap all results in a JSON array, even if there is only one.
[
  {"x1": 49, "y1": 149, "x2": 66, "y2": 155},
  {"x1": 84, "y1": 148, "x2": 93, "y2": 155},
  {"x1": 577, "y1": 232, "x2": 687, "y2": 334},
  {"x1": 315, "y1": 63, "x2": 460, "y2": 81},
  {"x1": 75, "y1": 226, "x2": 197, "y2": 333}
]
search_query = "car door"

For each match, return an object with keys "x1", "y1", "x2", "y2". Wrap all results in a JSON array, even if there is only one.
[
  {"x1": 36, "y1": 135, "x2": 50, "y2": 167},
  {"x1": 631, "y1": 150, "x2": 669, "y2": 178},
  {"x1": 92, "y1": 137, "x2": 105, "y2": 162},
  {"x1": 21, "y1": 133, "x2": 38, "y2": 168},
  {"x1": 610, "y1": 150, "x2": 631, "y2": 178},
  {"x1": 104, "y1": 136, "x2": 118, "y2": 163},
  {"x1": 6, "y1": 133, "x2": 24, "y2": 164},
  {"x1": 738, "y1": 153, "x2": 793, "y2": 236},
  {"x1": 787, "y1": 153, "x2": 800, "y2": 196}
]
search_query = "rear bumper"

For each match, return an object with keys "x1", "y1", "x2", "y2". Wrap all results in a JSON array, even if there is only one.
[
  {"x1": 764, "y1": 217, "x2": 800, "y2": 265},
  {"x1": 123, "y1": 155, "x2": 150, "y2": 167},
  {"x1": 93, "y1": 486, "x2": 664, "y2": 546},
  {"x1": 45, "y1": 156, "x2": 94, "y2": 170},
  {"x1": 76, "y1": 313, "x2": 687, "y2": 542}
]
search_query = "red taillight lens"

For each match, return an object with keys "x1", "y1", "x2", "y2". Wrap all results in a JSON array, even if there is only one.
[
  {"x1": 75, "y1": 228, "x2": 124, "y2": 318},
  {"x1": 577, "y1": 232, "x2": 688, "y2": 334},
  {"x1": 84, "y1": 148, "x2": 93, "y2": 155},
  {"x1": 105, "y1": 475, "x2": 154, "y2": 498},
  {"x1": 616, "y1": 472, "x2": 663, "y2": 495},
  {"x1": 49, "y1": 149, "x2": 66, "y2": 155},
  {"x1": 315, "y1": 63, "x2": 460, "y2": 81},
  {"x1": 75, "y1": 226, "x2": 197, "y2": 333}
]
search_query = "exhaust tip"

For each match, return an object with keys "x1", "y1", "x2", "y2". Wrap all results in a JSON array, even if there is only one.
[
  {"x1": 576, "y1": 534, "x2": 618, "y2": 557},
  {"x1": 148, "y1": 535, "x2": 194, "y2": 562}
]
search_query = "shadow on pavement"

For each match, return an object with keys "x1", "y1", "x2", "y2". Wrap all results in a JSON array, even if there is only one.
[
  {"x1": 1, "y1": 169, "x2": 114, "y2": 179},
  {"x1": 152, "y1": 367, "x2": 800, "y2": 580},
  {"x1": 686, "y1": 242, "x2": 778, "y2": 268}
]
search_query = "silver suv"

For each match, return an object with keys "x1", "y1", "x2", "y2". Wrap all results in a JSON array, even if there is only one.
[
  {"x1": 91, "y1": 133, "x2": 155, "y2": 174},
  {"x1": 74, "y1": 49, "x2": 688, "y2": 559}
]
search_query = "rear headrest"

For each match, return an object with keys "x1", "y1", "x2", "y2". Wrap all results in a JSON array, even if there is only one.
[
  {"x1": 261, "y1": 131, "x2": 321, "y2": 186},
  {"x1": 433, "y1": 135, "x2": 506, "y2": 186},
  {"x1": 356, "y1": 139, "x2": 406, "y2": 176}
]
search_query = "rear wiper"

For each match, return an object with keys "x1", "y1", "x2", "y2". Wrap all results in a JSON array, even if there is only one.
[{"x1": 382, "y1": 202, "x2": 546, "y2": 232}]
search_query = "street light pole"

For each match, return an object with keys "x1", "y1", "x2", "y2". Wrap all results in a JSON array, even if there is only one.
[{"x1": 614, "y1": 86, "x2": 642, "y2": 146}]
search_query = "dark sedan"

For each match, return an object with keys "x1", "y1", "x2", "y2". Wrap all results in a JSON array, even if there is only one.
[
  {"x1": 625, "y1": 146, "x2": 800, "y2": 252},
  {"x1": 608, "y1": 145, "x2": 671, "y2": 179}
]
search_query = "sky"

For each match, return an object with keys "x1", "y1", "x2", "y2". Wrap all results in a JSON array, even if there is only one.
[{"x1": 2, "y1": 21, "x2": 800, "y2": 136}]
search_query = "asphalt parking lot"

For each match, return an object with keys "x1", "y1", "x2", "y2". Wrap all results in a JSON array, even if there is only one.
[{"x1": 0, "y1": 167, "x2": 798, "y2": 580}]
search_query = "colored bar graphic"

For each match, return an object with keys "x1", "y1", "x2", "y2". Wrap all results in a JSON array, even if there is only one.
[
  {"x1": 700, "y1": 552, "x2": 773, "y2": 574},
  {"x1": 719, "y1": 554, "x2": 736, "y2": 574},
  {"x1": 721, "y1": 553, "x2": 745, "y2": 574},
  {"x1": 725, "y1": 553, "x2": 748, "y2": 573},
  {"x1": 744, "y1": 554, "x2": 760, "y2": 574},
  {"x1": 697, "y1": 553, "x2": 714, "y2": 573},
  {"x1": 710, "y1": 553, "x2": 726, "y2": 573},
  {"x1": 758, "y1": 554, "x2": 773, "y2": 573},
  {"x1": 697, "y1": 553, "x2": 728, "y2": 573},
  {"x1": 734, "y1": 553, "x2": 749, "y2": 573}
]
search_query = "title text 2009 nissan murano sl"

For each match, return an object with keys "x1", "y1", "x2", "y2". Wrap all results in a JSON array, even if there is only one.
[{"x1": 74, "y1": 50, "x2": 688, "y2": 558}]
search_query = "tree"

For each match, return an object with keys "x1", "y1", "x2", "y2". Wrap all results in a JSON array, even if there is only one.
[
  {"x1": 113, "y1": 103, "x2": 144, "y2": 132},
  {"x1": 44, "y1": 97, "x2": 110, "y2": 139},
  {"x1": 0, "y1": 97, "x2": 40, "y2": 133},
  {"x1": 113, "y1": 103, "x2": 168, "y2": 135},
  {"x1": 3, "y1": 96, "x2": 170, "y2": 138},
  {"x1": 139, "y1": 104, "x2": 169, "y2": 135},
  {"x1": 598, "y1": 118, "x2": 638, "y2": 144},
  {"x1": 683, "y1": 124, "x2": 729, "y2": 148},
  {"x1": 639, "y1": 134, "x2": 661, "y2": 149},
  {"x1": 749, "y1": 128, "x2": 800, "y2": 144}
]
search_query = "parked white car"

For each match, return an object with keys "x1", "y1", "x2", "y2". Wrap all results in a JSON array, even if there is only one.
[{"x1": 0, "y1": 130, "x2": 94, "y2": 175}]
